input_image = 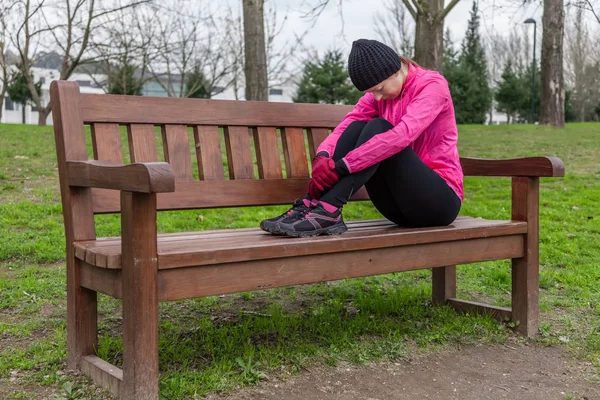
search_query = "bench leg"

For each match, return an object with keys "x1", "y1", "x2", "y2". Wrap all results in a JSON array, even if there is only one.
[
  {"x1": 511, "y1": 177, "x2": 540, "y2": 337},
  {"x1": 67, "y1": 256, "x2": 98, "y2": 369},
  {"x1": 121, "y1": 192, "x2": 159, "y2": 399},
  {"x1": 432, "y1": 265, "x2": 456, "y2": 305}
]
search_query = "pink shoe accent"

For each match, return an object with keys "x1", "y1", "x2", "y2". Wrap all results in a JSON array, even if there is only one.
[
  {"x1": 302, "y1": 198, "x2": 312, "y2": 208},
  {"x1": 319, "y1": 200, "x2": 339, "y2": 213}
]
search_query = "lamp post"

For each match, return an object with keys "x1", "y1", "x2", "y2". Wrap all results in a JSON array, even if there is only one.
[{"x1": 524, "y1": 18, "x2": 536, "y2": 124}]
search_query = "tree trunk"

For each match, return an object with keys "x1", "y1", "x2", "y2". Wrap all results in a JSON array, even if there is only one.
[
  {"x1": 38, "y1": 109, "x2": 48, "y2": 126},
  {"x1": 540, "y1": 0, "x2": 565, "y2": 127},
  {"x1": 37, "y1": 104, "x2": 51, "y2": 126},
  {"x1": 242, "y1": 0, "x2": 268, "y2": 101},
  {"x1": 22, "y1": 103, "x2": 26, "y2": 124},
  {"x1": 413, "y1": 0, "x2": 444, "y2": 72}
]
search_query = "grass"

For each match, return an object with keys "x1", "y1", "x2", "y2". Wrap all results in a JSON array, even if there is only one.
[{"x1": 0, "y1": 122, "x2": 599, "y2": 399}]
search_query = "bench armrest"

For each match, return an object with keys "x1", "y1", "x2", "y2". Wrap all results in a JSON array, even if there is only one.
[
  {"x1": 67, "y1": 160, "x2": 176, "y2": 193},
  {"x1": 461, "y1": 156, "x2": 565, "y2": 177}
]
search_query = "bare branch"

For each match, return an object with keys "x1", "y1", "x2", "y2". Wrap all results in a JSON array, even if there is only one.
[
  {"x1": 401, "y1": 0, "x2": 417, "y2": 19},
  {"x1": 439, "y1": 0, "x2": 461, "y2": 21}
]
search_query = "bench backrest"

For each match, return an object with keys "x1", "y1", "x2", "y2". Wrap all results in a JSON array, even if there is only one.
[{"x1": 51, "y1": 81, "x2": 361, "y2": 214}]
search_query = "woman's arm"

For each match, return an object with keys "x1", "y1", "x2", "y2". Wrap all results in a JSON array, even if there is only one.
[
  {"x1": 336, "y1": 81, "x2": 449, "y2": 174},
  {"x1": 316, "y1": 93, "x2": 379, "y2": 157}
]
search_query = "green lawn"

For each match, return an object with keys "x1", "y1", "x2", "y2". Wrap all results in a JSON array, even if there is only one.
[{"x1": 0, "y1": 122, "x2": 599, "y2": 399}]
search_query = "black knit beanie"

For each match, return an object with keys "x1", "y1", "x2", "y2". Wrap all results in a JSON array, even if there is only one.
[{"x1": 348, "y1": 39, "x2": 402, "y2": 91}]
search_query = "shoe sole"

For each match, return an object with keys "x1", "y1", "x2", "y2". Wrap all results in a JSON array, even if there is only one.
[
  {"x1": 260, "y1": 222, "x2": 287, "y2": 236},
  {"x1": 280, "y1": 224, "x2": 348, "y2": 238}
]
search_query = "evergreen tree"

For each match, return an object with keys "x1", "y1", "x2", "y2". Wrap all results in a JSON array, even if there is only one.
[
  {"x1": 565, "y1": 90, "x2": 576, "y2": 123},
  {"x1": 447, "y1": 1, "x2": 491, "y2": 124},
  {"x1": 185, "y1": 65, "x2": 210, "y2": 98},
  {"x1": 443, "y1": 28, "x2": 458, "y2": 70},
  {"x1": 293, "y1": 50, "x2": 362, "y2": 105},
  {"x1": 7, "y1": 71, "x2": 41, "y2": 124},
  {"x1": 516, "y1": 64, "x2": 541, "y2": 122},
  {"x1": 495, "y1": 61, "x2": 523, "y2": 123},
  {"x1": 107, "y1": 62, "x2": 143, "y2": 96}
]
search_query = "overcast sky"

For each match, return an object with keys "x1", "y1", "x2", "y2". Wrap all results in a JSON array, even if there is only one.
[{"x1": 258, "y1": 0, "x2": 545, "y2": 56}]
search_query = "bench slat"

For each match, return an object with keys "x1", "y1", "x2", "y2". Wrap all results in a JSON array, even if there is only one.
[
  {"x1": 253, "y1": 127, "x2": 283, "y2": 179},
  {"x1": 281, "y1": 127, "x2": 310, "y2": 178},
  {"x1": 74, "y1": 217, "x2": 527, "y2": 270},
  {"x1": 91, "y1": 179, "x2": 370, "y2": 214},
  {"x1": 193, "y1": 125, "x2": 225, "y2": 180},
  {"x1": 161, "y1": 125, "x2": 194, "y2": 181},
  {"x1": 307, "y1": 128, "x2": 330, "y2": 159},
  {"x1": 224, "y1": 126, "x2": 254, "y2": 179},
  {"x1": 92, "y1": 123, "x2": 123, "y2": 163},
  {"x1": 80, "y1": 93, "x2": 348, "y2": 127},
  {"x1": 127, "y1": 124, "x2": 158, "y2": 162}
]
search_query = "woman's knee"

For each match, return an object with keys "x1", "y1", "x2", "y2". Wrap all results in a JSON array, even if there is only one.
[
  {"x1": 364, "y1": 118, "x2": 393, "y2": 133},
  {"x1": 358, "y1": 118, "x2": 394, "y2": 145}
]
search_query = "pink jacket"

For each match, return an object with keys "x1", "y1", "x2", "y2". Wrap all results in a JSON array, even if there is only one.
[{"x1": 317, "y1": 64, "x2": 464, "y2": 201}]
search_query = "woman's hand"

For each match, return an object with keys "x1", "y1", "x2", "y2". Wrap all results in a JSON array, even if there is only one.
[{"x1": 311, "y1": 155, "x2": 339, "y2": 192}]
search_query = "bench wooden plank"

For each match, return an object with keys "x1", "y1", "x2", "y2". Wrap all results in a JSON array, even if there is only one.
[
  {"x1": 80, "y1": 93, "x2": 348, "y2": 127},
  {"x1": 281, "y1": 127, "x2": 310, "y2": 178},
  {"x1": 224, "y1": 126, "x2": 254, "y2": 179},
  {"x1": 253, "y1": 127, "x2": 283, "y2": 179},
  {"x1": 307, "y1": 128, "x2": 329, "y2": 160},
  {"x1": 121, "y1": 191, "x2": 159, "y2": 399},
  {"x1": 50, "y1": 81, "x2": 98, "y2": 371},
  {"x1": 161, "y1": 125, "x2": 194, "y2": 181},
  {"x1": 74, "y1": 218, "x2": 527, "y2": 269},
  {"x1": 193, "y1": 125, "x2": 225, "y2": 180},
  {"x1": 80, "y1": 356, "x2": 123, "y2": 399},
  {"x1": 157, "y1": 235, "x2": 525, "y2": 300},
  {"x1": 90, "y1": 179, "x2": 359, "y2": 213},
  {"x1": 127, "y1": 124, "x2": 158, "y2": 162},
  {"x1": 91, "y1": 123, "x2": 123, "y2": 163}
]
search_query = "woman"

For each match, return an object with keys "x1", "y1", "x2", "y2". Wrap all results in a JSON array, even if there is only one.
[{"x1": 261, "y1": 39, "x2": 464, "y2": 237}]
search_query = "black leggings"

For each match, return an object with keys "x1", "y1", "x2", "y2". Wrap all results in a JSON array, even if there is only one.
[{"x1": 319, "y1": 119, "x2": 461, "y2": 227}]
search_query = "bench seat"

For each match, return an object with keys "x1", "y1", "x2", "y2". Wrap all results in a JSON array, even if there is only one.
[{"x1": 74, "y1": 217, "x2": 527, "y2": 302}]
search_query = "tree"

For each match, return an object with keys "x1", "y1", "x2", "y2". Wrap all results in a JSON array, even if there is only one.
[
  {"x1": 564, "y1": 89, "x2": 577, "y2": 122},
  {"x1": 403, "y1": 0, "x2": 461, "y2": 71},
  {"x1": 89, "y1": 4, "x2": 155, "y2": 96},
  {"x1": 0, "y1": 12, "x2": 14, "y2": 122},
  {"x1": 445, "y1": 1, "x2": 491, "y2": 124},
  {"x1": 495, "y1": 61, "x2": 523, "y2": 123},
  {"x1": 107, "y1": 61, "x2": 143, "y2": 96},
  {"x1": 516, "y1": 63, "x2": 541, "y2": 122},
  {"x1": 540, "y1": 0, "x2": 566, "y2": 127},
  {"x1": 7, "y1": 70, "x2": 40, "y2": 123},
  {"x1": 9, "y1": 0, "x2": 149, "y2": 125},
  {"x1": 293, "y1": 49, "x2": 361, "y2": 105},
  {"x1": 301, "y1": 0, "x2": 460, "y2": 71},
  {"x1": 185, "y1": 64, "x2": 210, "y2": 98},
  {"x1": 374, "y1": 0, "x2": 414, "y2": 57},
  {"x1": 243, "y1": 0, "x2": 268, "y2": 101},
  {"x1": 564, "y1": 7, "x2": 600, "y2": 121}
]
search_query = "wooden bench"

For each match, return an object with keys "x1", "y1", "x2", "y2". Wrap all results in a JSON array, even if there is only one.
[{"x1": 50, "y1": 80, "x2": 565, "y2": 399}]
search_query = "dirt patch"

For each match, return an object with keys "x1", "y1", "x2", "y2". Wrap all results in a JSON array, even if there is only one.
[{"x1": 207, "y1": 342, "x2": 599, "y2": 400}]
